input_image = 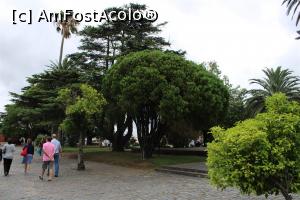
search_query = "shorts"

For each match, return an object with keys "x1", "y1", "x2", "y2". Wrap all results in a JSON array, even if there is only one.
[
  {"x1": 42, "y1": 161, "x2": 53, "y2": 170},
  {"x1": 22, "y1": 154, "x2": 33, "y2": 164}
]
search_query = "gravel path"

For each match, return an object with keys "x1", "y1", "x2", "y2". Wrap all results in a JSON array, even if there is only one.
[{"x1": 0, "y1": 148, "x2": 299, "y2": 200}]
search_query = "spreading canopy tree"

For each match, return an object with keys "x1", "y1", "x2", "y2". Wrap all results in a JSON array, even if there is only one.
[
  {"x1": 103, "y1": 50, "x2": 229, "y2": 159},
  {"x1": 68, "y1": 3, "x2": 172, "y2": 152}
]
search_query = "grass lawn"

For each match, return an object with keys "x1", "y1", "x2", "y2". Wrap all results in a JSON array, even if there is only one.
[
  {"x1": 63, "y1": 146, "x2": 206, "y2": 169},
  {"x1": 63, "y1": 146, "x2": 110, "y2": 153}
]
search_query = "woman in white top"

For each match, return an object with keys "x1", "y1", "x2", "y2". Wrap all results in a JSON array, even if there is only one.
[{"x1": 2, "y1": 138, "x2": 16, "y2": 176}]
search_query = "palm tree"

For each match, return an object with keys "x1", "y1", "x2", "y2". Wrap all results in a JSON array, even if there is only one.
[
  {"x1": 55, "y1": 11, "x2": 79, "y2": 67},
  {"x1": 246, "y1": 67, "x2": 300, "y2": 116},
  {"x1": 282, "y1": 0, "x2": 300, "y2": 39}
]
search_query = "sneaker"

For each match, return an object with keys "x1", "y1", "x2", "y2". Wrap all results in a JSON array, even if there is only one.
[
  {"x1": 39, "y1": 176, "x2": 43, "y2": 180},
  {"x1": 54, "y1": 175, "x2": 58, "y2": 177},
  {"x1": 47, "y1": 179, "x2": 52, "y2": 181}
]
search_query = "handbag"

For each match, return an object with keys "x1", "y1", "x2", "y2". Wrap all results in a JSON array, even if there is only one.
[{"x1": 20, "y1": 146, "x2": 28, "y2": 157}]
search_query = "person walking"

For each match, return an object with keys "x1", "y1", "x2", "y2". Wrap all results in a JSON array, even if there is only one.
[
  {"x1": 2, "y1": 138, "x2": 16, "y2": 176},
  {"x1": 39, "y1": 136, "x2": 55, "y2": 181},
  {"x1": 22, "y1": 138, "x2": 34, "y2": 174},
  {"x1": 51, "y1": 134, "x2": 62, "y2": 177}
]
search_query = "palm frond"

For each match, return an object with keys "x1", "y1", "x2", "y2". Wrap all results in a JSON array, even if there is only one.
[
  {"x1": 283, "y1": 0, "x2": 300, "y2": 39},
  {"x1": 246, "y1": 66, "x2": 300, "y2": 117},
  {"x1": 55, "y1": 11, "x2": 79, "y2": 39}
]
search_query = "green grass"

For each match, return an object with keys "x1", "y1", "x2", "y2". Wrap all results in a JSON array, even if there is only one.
[
  {"x1": 63, "y1": 146, "x2": 206, "y2": 169},
  {"x1": 63, "y1": 146, "x2": 110, "y2": 153},
  {"x1": 149, "y1": 154, "x2": 206, "y2": 167}
]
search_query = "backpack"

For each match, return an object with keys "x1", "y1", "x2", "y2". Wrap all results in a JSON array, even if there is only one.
[{"x1": 20, "y1": 146, "x2": 28, "y2": 157}]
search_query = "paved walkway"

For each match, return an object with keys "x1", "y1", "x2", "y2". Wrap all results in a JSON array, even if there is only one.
[
  {"x1": 0, "y1": 149, "x2": 299, "y2": 200},
  {"x1": 168, "y1": 162, "x2": 208, "y2": 172}
]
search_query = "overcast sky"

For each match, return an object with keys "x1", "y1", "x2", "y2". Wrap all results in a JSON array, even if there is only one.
[{"x1": 1, "y1": 0, "x2": 300, "y2": 112}]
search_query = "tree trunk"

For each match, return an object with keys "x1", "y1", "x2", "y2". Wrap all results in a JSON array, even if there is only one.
[
  {"x1": 98, "y1": 137, "x2": 102, "y2": 147},
  {"x1": 112, "y1": 142, "x2": 124, "y2": 152},
  {"x1": 86, "y1": 135, "x2": 93, "y2": 145},
  {"x1": 143, "y1": 144, "x2": 153, "y2": 159},
  {"x1": 111, "y1": 116, "x2": 132, "y2": 152},
  {"x1": 273, "y1": 178, "x2": 293, "y2": 200},
  {"x1": 61, "y1": 130, "x2": 64, "y2": 146},
  {"x1": 77, "y1": 131, "x2": 85, "y2": 170},
  {"x1": 140, "y1": 132, "x2": 154, "y2": 160},
  {"x1": 105, "y1": 36, "x2": 110, "y2": 70},
  {"x1": 58, "y1": 128, "x2": 64, "y2": 146},
  {"x1": 59, "y1": 34, "x2": 65, "y2": 67},
  {"x1": 203, "y1": 130, "x2": 212, "y2": 146},
  {"x1": 280, "y1": 186, "x2": 293, "y2": 200},
  {"x1": 282, "y1": 193, "x2": 293, "y2": 200}
]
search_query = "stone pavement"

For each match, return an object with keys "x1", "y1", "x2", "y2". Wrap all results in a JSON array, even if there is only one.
[
  {"x1": 0, "y1": 149, "x2": 299, "y2": 200},
  {"x1": 168, "y1": 162, "x2": 208, "y2": 172}
]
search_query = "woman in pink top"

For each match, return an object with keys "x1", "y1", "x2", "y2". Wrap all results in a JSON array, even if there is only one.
[{"x1": 39, "y1": 136, "x2": 55, "y2": 181}]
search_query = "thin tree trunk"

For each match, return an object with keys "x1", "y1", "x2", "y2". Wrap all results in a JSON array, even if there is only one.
[
  {"x1": 77, "y1": 131, "x2": 85, "y2": 170},
  {"x1": 273, "y1": 179, "x2": 293, "y2": 200},
  {"x1": 106, "y1": 36, "x2": 110, "y2": 70},
  {"x1": 86, "y1": 135, "x2": 93, "y2": 145},
  {"x1": 59, "y1": 34, "x2": 65, "y2": 67},
  {"x1": 282, "y1": 193, "x2": 293, "y2": 200},
  {"x1": 61, "y1": 130, "x2": 64, "y2": 146},
  {"x1": 281, "y1": 189, "x2": 292, "y2": 200}
]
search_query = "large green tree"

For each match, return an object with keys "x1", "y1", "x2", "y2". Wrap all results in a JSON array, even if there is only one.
[
  {"x1": 1, "y1": 59, "x2": 81, "y2": 138},
  {"x1": 223, "y1": 86, "x2": 247, "y2": 128},
  {"x1": 103, "y1": 50, "x2": 229, "y2": 159},
  {"x1": 246, "y1": 67, "x2": 300, "y2": 116},
  {"x1": 0, "y1": 104, "x2": 30, "y2": 138},
  {"x1": 71, "y1": 3, "x2": 169, "y2": 73},
  {"x1": 208, "y1": 93, "x2": 300, "y2": 200},
  {"x1": 69, "y1": 3, "x2": 171, "y2": 152},
  {"x1": 58, "y1": 84, "x2": 106, "y2": 170}
]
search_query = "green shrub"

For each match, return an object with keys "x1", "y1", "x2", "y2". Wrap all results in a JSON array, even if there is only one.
[{"x1": 208, "y1": 93, "x2": 300, "y2": 200}]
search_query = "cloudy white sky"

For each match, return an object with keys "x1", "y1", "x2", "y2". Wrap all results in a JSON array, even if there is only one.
[{"x1": 0, "y1": 0, "x2": 300, "y2": 112}]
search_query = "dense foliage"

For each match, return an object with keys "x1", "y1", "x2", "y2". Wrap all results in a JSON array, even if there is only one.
[
  {"x1": 208, "y1": 93, "x2": 300, "y2": 200},
  {"x1": 58, "y1": 84, "x2": 107, "y2": 170},
  {"x1": 0, "y1": 60, "x2": 81, "y2": 139},
  {"x1": 68, "y1": 3, "x2": 172, "y2": 151},
  {"x1": 104, "y1": 50, "x2": 229, "y2": 159}
]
